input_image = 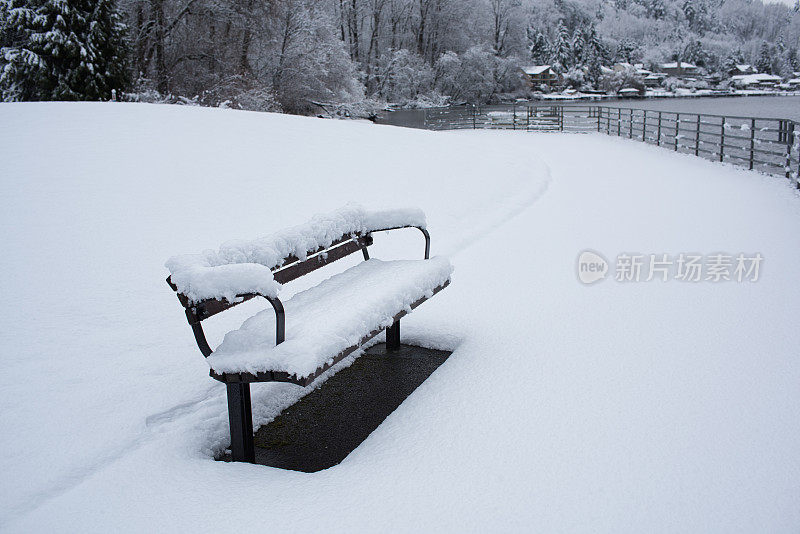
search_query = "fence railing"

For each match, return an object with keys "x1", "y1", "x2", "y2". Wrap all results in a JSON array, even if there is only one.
[{"x1": 413, "y1": 104, "x2": 800, "y2": 183}]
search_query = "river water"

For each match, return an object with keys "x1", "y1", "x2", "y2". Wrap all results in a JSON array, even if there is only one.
[{"x1": 377, "y1": 95, "x2": 800, "y2": 128}]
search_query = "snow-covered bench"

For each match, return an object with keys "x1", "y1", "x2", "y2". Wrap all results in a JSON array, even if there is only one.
[{"x1": 165, "y1": 205, "x2": 452, "y2": 462}]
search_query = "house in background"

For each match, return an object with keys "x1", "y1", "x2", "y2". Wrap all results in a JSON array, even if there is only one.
[
  {"x1": 661, "y1": 61, "x2": 700, "y2": 78},
  {"x1": 521, "y1": 65, "x2": 560, "y2": 89},
  {"x1": 730, "y1": 73, "x2": 783, "y2": 89},
  {"x1": 729, "y1": 64, "x2": 756, "y2": 76},
  {"x1": 631, "y1": 63, "x2": 667, "y2": 87},
  {"x1": 643, "y1": 72, "x2": 667, "y2": 87}
]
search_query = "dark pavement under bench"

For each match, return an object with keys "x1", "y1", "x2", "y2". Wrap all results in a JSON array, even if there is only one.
[{"x1": 247, "y1": 343, "x2": 451, "y2": 472}]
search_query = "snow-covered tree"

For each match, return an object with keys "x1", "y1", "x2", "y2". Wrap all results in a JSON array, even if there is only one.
[
  {"x1": 265, "y1": 0, "x2": 363, "y2": 114},
  {"x1": 721, "y1": 48, "x2": 744, "y2": 74},
  {"x1": 527, "y1": 28, "x2": 549, "y2": 64},
  {"x1": 615, "y1": 38, "x2": 639, "y2": 63},
  {"x1": 550, "y1": 20, "x2": 572, "y2": 71},
  {"x1": 0, "y1": 0, "x2": 128, "y2": 101},
  {"x1": 572, "y1": 28, "x2": 586, "y2": 64},
  {"x1": 756, "y1": 41, "x2": 772, "y2": 73}
]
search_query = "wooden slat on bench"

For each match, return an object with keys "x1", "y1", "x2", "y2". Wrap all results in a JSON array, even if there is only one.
[
  {"x1": 274, "y1": 234, "x2": 372, "y2": 284},
  {"x1": 210, "y1": 279, "x2": 450, "y2": 387}
]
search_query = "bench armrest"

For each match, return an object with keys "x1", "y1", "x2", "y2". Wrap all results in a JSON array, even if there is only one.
[
  {"x1": 368, "y1": 226, "x2": 431, "y2": 259},
  {"x1": 166, "y1": 278, "x2": 286, "y2": 357}
]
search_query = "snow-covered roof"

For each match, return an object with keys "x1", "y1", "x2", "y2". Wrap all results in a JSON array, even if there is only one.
[
  {"x1": 618, "y1": 87, "x2": 640, "y2": 93},
  {"x1": 522, "y1": 65, "x2": 552, "y2": 75},
  {"x1": 731, "y1": 73, "x2": 782, "y2": 85},
  {"x1": 787, "y1": 78, "x2": 800, "y2": 85},
  {"x1": 661, "y1": 61, "x2": 698, "y2": 70},
  {"x1": 735, "y1": 64, "x2": 753, "y2": 72}
]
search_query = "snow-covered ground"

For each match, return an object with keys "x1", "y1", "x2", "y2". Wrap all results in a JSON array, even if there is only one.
[{"x1": 1, "y1": 103, "x2": 799, "y2": 532}]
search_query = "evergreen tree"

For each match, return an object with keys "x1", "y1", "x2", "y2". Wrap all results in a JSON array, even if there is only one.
[
  {"x1": 0, "y1": 0, "x2": 128, "y2": 101},
  {"x1": 583, "y1": 23, "x2": 608, "y2": 65},
  {"x1": 787, "y1": 47, "x2": 800, "y2": 73},
  {"x1": 584, "y1": 47, "x2": 602, "y2": 87},
  {"x1": 615, "y1": 39, "x2": 637, "y2": 63},
  {"x1": 571, "y1": 28, "x2": 586, "y2": 64},
  {"x1": 527, "y1": 28, "x2": 549, "y2": 65},
  {"x1": 721, "y1": 48, "x2": 744, "y2": 75},
  {"x1": 756, "y1": 41, "x2": 772, "y2": 74},
  {"x1": 682, "y1": 40, "x2": 707, "y2": 67},
  {"x1": 550, "y1": 20, "x2": 572, "y2": 71}
]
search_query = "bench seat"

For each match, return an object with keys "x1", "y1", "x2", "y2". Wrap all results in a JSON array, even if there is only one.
[{"x1": 208, "y1": 257, "x2": 452, "y2": 383}]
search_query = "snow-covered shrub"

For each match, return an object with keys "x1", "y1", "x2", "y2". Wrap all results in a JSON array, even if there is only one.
[
  {"x1": 563, "y1": 67, "x2": 587, "y2": 89},
  {"x1": 373, "y1": 49, "x2": 435, "y2": 103},
  {"x1": 600, "y1": 66, "x2": 645, "y2": 94},
  {"x1": 200, "y1": 76, "x2": 282, "y2": 113},
  {"x1": 686, "y1": 78, "x2": 710, "y2": 91}
]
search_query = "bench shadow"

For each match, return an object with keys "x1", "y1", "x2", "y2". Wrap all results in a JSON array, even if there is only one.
[{"x1": 240, "y1": 343, "x2": 450, "y2": 472}]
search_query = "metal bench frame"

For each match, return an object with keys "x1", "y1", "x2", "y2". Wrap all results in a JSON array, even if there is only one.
[{"x1": 167, "y1": 225, "x2": 448, "y2": 462}]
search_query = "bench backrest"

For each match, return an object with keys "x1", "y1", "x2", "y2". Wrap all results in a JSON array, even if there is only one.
[{"x1": 167, "y1": 232, "x2": 374, "y2": 323}]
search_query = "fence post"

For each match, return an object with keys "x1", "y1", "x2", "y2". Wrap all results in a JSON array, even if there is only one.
[
  {"x1": 642, "y1": 110, "x2": 647, "y2": 142},
  {"x1": 513, "y1": 104, "x2": 516, "y2": 130},
  {"x1": 629, "y1": 110, "x2": 633, "y2": 139},
  {"x1": 786, "y1": 121, "x2": 794, "y2": 179},
  {"x1": 675, "y1": 113, "x2": 680, "y2": 151},
  {"x1": 597, "y1": 107, "x2": 601, "y2": 132},
  {"x1": 472, "y1": 104, "x2": 476, "y2": 129},
  {"x1": 720, "y1": 117, "x2": 725, "y2": 162},
  {"x1": 617, "y1": 108, "x2": 621, "y2": 136},
  {"x1": 695, "y1": 114, "x2": 700, "y2": 156},
  {"x1": 657, "y1": 112, "x2": 662, "y2": 146},
  {"x1": 559, "y1": 106, "x2": 563, "y2": 132},
  {"x1": 749, "y1": 118, "x2": 755, "y2": 170},
  {"x1": 796, "y1": 124, "x2": 800, "y2": 188}
]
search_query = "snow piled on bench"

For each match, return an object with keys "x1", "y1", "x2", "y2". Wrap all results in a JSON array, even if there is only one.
[
  {"x1": 165, "y1": 204, "x2": 426, "y2": 303},
  {"x1": 209, "y1": 257, "x2": 452, "y2": 378}
]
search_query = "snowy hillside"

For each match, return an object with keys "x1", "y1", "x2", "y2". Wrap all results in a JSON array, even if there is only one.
[{"x1": 1, "y1": 103, "x2": 799, "y2": 532}]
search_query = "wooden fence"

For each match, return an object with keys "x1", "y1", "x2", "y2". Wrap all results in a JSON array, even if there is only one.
[{"x1": 416, "y1": 104, "x2": 800, "y2": 183}]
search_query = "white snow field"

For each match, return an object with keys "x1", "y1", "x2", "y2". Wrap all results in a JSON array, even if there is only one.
[{"x1": 1, "y1": 102, "x2": 800, "y2": 532}]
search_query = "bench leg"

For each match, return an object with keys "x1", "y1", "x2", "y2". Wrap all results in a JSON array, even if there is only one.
[
  {"x1": 226, "y1": 382, "x2": 255, "y2": 463},
  {"x1": 386, "y1": 319, "x2": 400, "y2": 352}
]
